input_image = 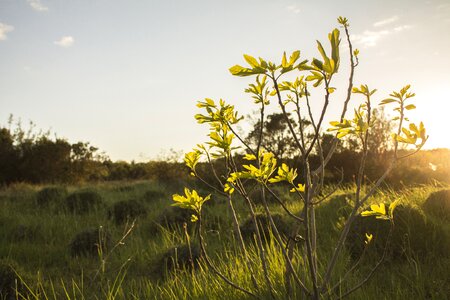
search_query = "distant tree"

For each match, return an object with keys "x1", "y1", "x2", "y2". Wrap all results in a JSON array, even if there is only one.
[
  {"x1": 0, "y1": 115, "x2": 108, "y2": 184},
  {"x1": 246, "y1": 112, "x2": 307, "y2": 160},
  {"x1": 70, "y1": 142, "x2": 109, "y2": 181},
  {"x1": 18, "y1": 137, "x2": 72, "y2": 183},
  {"x1": 0, "y1": 128, "x2": 18, "y2": 183},
  {"x1": 340, "y1": 107, "x2": 394, "y2": 155}
]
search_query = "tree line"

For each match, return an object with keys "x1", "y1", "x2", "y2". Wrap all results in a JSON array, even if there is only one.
[{"x1": 0, "y1": 114, "x2": 448, "y2": 186}]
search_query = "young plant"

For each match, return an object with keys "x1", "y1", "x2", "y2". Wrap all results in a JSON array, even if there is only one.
[{"x1": 172, "y1": 16, "x2": 427, "y2": 299}]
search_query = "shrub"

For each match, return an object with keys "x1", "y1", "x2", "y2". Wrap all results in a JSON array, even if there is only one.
[
  {"x1": 65, "y1": 190, "x2": 103, "y2": 214},
  {"x1": 0, "y1": 259, "x2": 28, "y2": 300},
  {"x1": 36, "y1": 186, "x2": 68, "y2": 207},
  {"x1": 346, "y1": 204, "x2": 447, "y2": 259},
  {"x1": 108, "y1": 199, "x2": 147, "y2": 225},
  {"x1": 69, "y1": 227, "x2": 111, "y2": 257},
  {"x1": 423, "y1": 189, "x2": 450, "y2": 221},
  {"x1": 239, "y1": 213, "x2": 290, "y2": 241}
]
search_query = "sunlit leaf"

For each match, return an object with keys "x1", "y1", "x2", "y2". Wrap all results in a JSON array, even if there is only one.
[
  {"x1": 244, "y1": 54, "x2": 259, "y2": 68},
  {"x1": 365, "y1": 233, "x2": 373, "y2": 244}
]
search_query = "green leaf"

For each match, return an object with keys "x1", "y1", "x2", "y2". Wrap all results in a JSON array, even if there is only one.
[
  {"x1": 316, "y1": 41, "x2": 330, "y2": 67},
  {"x1": 312, "y1": 58, "x2": 324, "y2": 71},
  {"x1": 337, "y1": 16, "x2": 349, "y2": 26},
  {"x1": 365, "y1": 233, "x2": 373, "y2": 244},
  {"x1": 229, "y1": 65, "x2": 248, "y2": 75},
  {"x1": 379, "y1": 98, "x2": 397, "y2": 105},
  {"x1": 243, "y1": 153, "x2": 257, "y2": 161},
  {"x1": 329, "y1": 28, "x2": 340, "y2": 72},
  {"x1": 281, "y1": 52, "x2": 288, "y2": 68},
  {"x1": 289, "y1": 50, "x2": 301, "y2": 65},
  {"x1": 244, "y1": 54, "x2": 259, "y2": 68},
  {"x1": 337, "y1": 131, "x2": 349, "y2": 138},
  {"x1": 290, "y1": 183, "x2": 305, "y2": 193},
  {"x1": 409, "y1": 123, "x2": 419, "y2": 134},
  {"x1": 229, "y1": 65, "x2": 266, "y2": 77},
  {"x1": 361, "y1": 203, "x2": 389, "y2": 220},
  {"x1": 388, "y1": 200, "x2": 400, "y2": 220},
  {"x1": 405, "y1": 104, "x2": 416, "y2": 110}
]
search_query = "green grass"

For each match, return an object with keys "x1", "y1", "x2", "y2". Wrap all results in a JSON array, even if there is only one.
[{"x1": 0, "y1": 181, "x2": 449, "y2": 299}]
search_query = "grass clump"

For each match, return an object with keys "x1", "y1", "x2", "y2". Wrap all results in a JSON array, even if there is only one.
[
  {"x1": 69, "y1": 227, "x2": 111, "y2": 257},
  {"x1": 154, "y1": 244, "x2": 201, "y2": 277},
  {"x1": 108, "y1": 199, "x2": 147, "y2": 225},
  {"x1": 8, "y1": 224, "x2": 41, "y2": 242},
  {"x1": 423, "y1": 189, "x2": 450, "y2": 221},
  {"x1": 36, "y1": 186, "x2": 68, "y2": 208},
  {"x1": 347, "y1": 204, "x2": 447, "y2": 260},
  {"x1": 156, "y1": 206, "x2": 192, "y2": 228},
  {"x1": 0, "y1": 259, "x2": 29, "y2": 300},
  {"x1": 239, "y1": 213, "x2": 290, "y2": 242},
  {"x1": 65, "y1": 190, "x2": 103, "y2": 214},
  {"x1": 142, "y1": 190, "x2": 166, "y2": 202}
]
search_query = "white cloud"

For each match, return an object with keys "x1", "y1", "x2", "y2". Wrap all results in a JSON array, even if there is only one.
[
  {"x1": 286, "y1": 5, "x2": 301, "y2": 14},
  {"x1": 0, "y1": 23, "x2": 14, "y2": 41},
  {"x1": 27, "y1": 0, "x2": 48, "y2": 12},
  {"x1": 373, "y1": 15, "x2": 399, "y2": 27},
  {"x1": 351, "y1": 30, "x2": 390, "y2": 47},
  {"x1": 352, "y1": 18, "x2": 412, "y2": 48},
  {"x1": 54, "y1": 36, "x2": 74, "y2": 48},
  {"x1": 393, "y1": 25, "x2": 411, "y2": 32}
]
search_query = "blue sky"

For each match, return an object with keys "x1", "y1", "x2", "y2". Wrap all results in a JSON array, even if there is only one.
[{"x1": 1, "y1": 0, "x2": 449, "y2": 161}]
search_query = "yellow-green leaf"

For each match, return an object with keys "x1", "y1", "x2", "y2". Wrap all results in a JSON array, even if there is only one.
[{"x1": 244, "y1": 54, "x2": 259, "y2": 68}]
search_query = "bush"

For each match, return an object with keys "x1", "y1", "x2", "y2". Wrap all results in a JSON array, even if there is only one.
[
  {"x1": 423, "y1": 189, "x2": 450, "y2": 221},
  {"x1": 346, "y1": 204, "x2": 447, "y2": 260},
  {"x1": 69, "y1": 227, "x2": 111, "y2": 257},
  {"x1": 0, "y1": 259, "x2": 28, "y2": 300},
  {"x1": 36, "y1": 186, "x2": 68, "y2": 208},
  {"x1": 108, "y1": 199, "x2": 147, "y2": 225},
  {"x1": 239, "y1": 213, "x2": 290, "y2": 241},
  {"x1": 65, "y1": 190, "x2": 103, "y2": 214}
]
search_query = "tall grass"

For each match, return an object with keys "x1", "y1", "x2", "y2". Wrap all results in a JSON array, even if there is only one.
[{"x1": 0, "y1": 181, "x2": 448, "y2": 299}]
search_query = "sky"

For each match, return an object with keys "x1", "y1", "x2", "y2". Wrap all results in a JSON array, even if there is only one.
[{"x1": 0, "y1": 0, "x2": 449, "y2": 162}]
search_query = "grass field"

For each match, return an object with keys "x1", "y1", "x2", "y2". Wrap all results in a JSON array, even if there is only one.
[{"x1": 0, "y1": 180, "x2": 449, "y2": 299}]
